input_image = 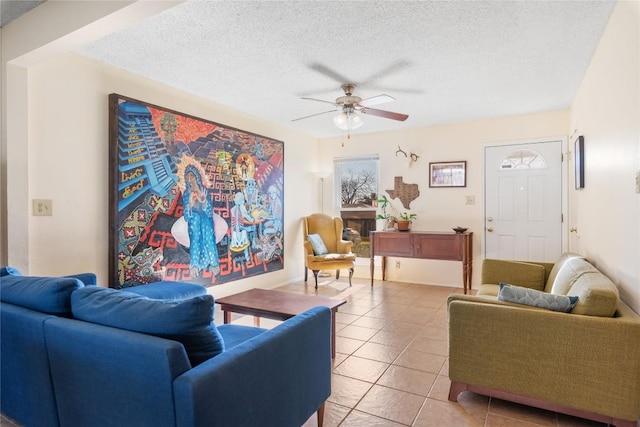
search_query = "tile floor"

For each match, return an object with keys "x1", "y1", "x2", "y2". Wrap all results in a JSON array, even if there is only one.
[
  {"x1": 0, "y1": 278, "x2": 616, "y2": 427},
  {"x1": 258, "y1": 277, "x2": 612, "y2": 427}
]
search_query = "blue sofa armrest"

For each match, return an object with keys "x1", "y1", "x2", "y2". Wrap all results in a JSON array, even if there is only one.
[
  {"x1": 44, "y1": 317, "x2": 192, "y2": 427},
  {"x1": 174, "y1": 306, "x2": 332, "y2": 427},
  {"x1": 1, "y1": 303, "x2": 59, "y2": 427}
]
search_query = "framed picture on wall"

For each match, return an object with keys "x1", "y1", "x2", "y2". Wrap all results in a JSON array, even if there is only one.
[
  {"x1": 108, "y1": 94, "x2": 285, "y2": 289},
  {"x1": 575, "y1": 135, "x2": 585, "y2": 189},
  {"x1": 429, "y1": 161, "x2": 466, "y2": 187}
]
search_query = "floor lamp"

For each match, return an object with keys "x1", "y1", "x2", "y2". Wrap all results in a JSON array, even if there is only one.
[
  {"x1": 317, "y1": 171, "x2": 331, "y2": 277},
  {"x1": 317, "y1": 171, "x2": 331, "y2": 213}
]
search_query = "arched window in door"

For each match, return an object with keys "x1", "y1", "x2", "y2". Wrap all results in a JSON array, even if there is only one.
[{"x1": 500, "y1": 149, "x2": 547, "y2": 170}]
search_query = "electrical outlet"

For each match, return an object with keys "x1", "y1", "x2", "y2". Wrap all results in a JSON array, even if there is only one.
[
  {"x1": 465, "y1": 195, "x2": 475, "y2": 205},
  {"x1": 395, "y1": 261, "x2": 401, "y2": 269},
  {"x1": 32, "y1": 199, "x2": 53, "y2": 216}
]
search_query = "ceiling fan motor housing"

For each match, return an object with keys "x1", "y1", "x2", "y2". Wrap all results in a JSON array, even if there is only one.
[
  {"x1": 336, "y1": 95, "x2": 361, "y2": 106},
  {"x1": 341, "y1": 83, "x2": 357, "y2": 96},
  {"x1": 293, "y1": 82, "x2": 408, "y2": 123}
]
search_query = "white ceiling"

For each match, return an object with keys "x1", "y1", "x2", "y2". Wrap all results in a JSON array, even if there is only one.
[{"x1": 33, "y1": 1, "x2": 621, "y2": 138}]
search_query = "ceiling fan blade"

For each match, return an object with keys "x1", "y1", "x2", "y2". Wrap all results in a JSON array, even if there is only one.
[
  {"x1": 308, "y1": 63, "x2": 352, "y2": 85},
  {"x1": 359, "y1": 94, "x2": 395, "y2": 107},
  {"x1": 360, "y1": 60, "x2": 412, "y2": 85},
  {"x1": 362, "y1": 85, "x2": 425, "y2": 95},
  {"x1": 301, "y1": 97, "x2": 338, "y2": 106},
  {"x1": 360, "y1": 107, "x2": 408, "y2": 122},
  {"x1": 291, "y1": 109, "x2": 337, "y2": 122}
]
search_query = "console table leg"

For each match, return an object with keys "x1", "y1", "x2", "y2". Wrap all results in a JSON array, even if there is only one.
[
  {"x1": 381, "y1": 256, "x2": 386, "y2": 281},
  {"x1": 462, "y1": 262, "x2": 472, "y2": 294},
  {"x1": 370, "y1": 257, "x2": 375, "y2": 286}
]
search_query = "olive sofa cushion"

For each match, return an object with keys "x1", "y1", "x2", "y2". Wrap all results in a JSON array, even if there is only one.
[
  {"x1": 478, "y1": 259, "x2": 547, "y2": 296},
  {"x1": 548, "y1": 256, "x2": 597, "y2": 294},
  {"x1": 567, "y1": 272, "x2": 619, "y2": 317}
]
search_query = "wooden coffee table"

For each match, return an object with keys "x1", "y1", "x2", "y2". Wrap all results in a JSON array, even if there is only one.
[{"x1": 216, "y1": 288, "x2": 346, "y2": 358}]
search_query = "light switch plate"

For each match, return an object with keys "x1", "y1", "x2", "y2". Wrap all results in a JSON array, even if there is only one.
[{"x1": 33, "y1": 199, "x2": 53, "y2": 216}]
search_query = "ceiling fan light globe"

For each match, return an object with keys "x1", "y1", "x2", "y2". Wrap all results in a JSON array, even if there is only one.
[
  {"x1": 351, "y1": 114, "x2": 363, "y2": 129},
  {"x1": 333, "y1": 112, "x2": 348, "y2": 129},
  {"x1": 333, "y1": 112, "x2": 363, "y2": 130}
]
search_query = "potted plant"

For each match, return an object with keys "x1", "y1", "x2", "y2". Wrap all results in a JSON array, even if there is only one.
[
  {"x1": 375, "y1": 195, "x2": 398, "y2": 230},
  {"x1": 396, "y1": 212, "x2": 417, "y2": 232}
]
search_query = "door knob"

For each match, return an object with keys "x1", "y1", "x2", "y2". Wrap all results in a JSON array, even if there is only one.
[
  {"x1": 487, "y1": 227, "x2": 494, "y2": 232},
  {"x1": 487, "y1": 216, "x2": 494, "y2": 222}
]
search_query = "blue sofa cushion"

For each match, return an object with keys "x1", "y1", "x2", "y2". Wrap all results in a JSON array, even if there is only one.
[
  {"x1": 71, "y1": 287, "x2": 224, "y2": 366},
  {"x1": 65, "y1": 272, "x2": 97, "y2": 287},
  {"x1": 0, "y1": 275, "x2": 84, "y2": 315},
  {"x1": 0, "y1": 266, "x2": 22, "y2": 276},
  {"x1": 125, "y1": 281, "x2": 207, "y2": 300},
  {"x1": 217, "y1": 324, "x2": 266, "y2": 350},
  {"x1": 498, "y1": 282, "x2": 579, "y2": 313}
]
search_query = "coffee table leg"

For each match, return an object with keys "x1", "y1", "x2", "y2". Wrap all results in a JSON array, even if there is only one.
[
  {"x1": 223, "y1": 310, "x2": 231, "y2": 324},
  {"x1": 253, "y1": 316, "x2": 261, "y2": 327}
]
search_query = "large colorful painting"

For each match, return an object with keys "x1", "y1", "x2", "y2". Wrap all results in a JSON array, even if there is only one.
[{"x1": 108, "y1": 94, "x2": 284, "y2": 288}]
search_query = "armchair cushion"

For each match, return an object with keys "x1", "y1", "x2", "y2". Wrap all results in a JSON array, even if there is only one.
[
  {"x1": 307, "y1": 233, "x2": 329, "y2": 255},
  {"x1": 498, "y1": 283, "x2": 578, "y2": 313},
  {"x1": 72, "y1": 286, "x2": 224, "y2": 366},
  {"x1": 310, "y1": 253, "x2": 356, "y2": 262}
]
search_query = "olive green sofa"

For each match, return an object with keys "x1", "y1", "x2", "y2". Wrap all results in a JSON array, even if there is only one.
[{"x1": 447, "y1": 253, "x2": 640, "y2": 427}]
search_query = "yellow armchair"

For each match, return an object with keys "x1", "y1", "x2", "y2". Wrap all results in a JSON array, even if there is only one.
[{"x1": 302, "y1": 213, "x2": 355, "y2": 289}]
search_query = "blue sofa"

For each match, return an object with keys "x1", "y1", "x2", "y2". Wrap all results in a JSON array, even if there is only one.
[{"x1": 0, "y1": 270, "x2": 332, "y2": 427}]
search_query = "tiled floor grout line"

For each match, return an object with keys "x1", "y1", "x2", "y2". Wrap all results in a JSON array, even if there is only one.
[
  {"x1": 327, "y1": 285, "x2": 454, "y2": 426},
  {"x1": 270, "y1": 281, "x2": 608, "y2": 427}
]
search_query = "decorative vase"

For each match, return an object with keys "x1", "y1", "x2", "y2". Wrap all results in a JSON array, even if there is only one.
[
  {"x1": 380, "y1": 217, "x2": 397, "y2": 231},
  {"x1": 396, "y1": 220, "x2": 411, "y2": 231}
]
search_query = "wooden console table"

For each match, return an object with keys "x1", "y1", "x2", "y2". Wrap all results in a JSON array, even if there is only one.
[{"x1": 369, "y1": 230, "x2": 473, "y2": 294}]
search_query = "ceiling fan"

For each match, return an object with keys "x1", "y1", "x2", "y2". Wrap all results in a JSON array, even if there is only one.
[{"x1": 292, "y1": 84, "x2": 409, "y2": 128}]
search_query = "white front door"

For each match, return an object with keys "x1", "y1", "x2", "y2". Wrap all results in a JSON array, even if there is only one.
[{"x1": 484, "y1": 140, "x2": 563, "y2": 261}]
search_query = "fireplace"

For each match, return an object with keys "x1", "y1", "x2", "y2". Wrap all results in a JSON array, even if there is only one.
[{"x1": 340, "y1": 210, "x2": 376, "y2": 241}]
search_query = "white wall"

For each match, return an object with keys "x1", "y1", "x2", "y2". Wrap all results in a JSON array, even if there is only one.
[
  {"x1": 1, "y1": 0, "x2": 181, "y2": 273},
  {"x1": 24, "y1": 53, "x2": 319, "y2": 298},
  {"x1": 2, "y1": 1, "x2": 321, "y2": 299},
  {"x1": 318, "y1": 111, "x2": 569, "y2": 288},
  {"x1": 569, "y1": 0, "x2": 640, "y2": 313}
]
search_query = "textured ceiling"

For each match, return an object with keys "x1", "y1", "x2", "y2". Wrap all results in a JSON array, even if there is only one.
[
  {"x1": 25, "y1": 1, "x2": 620, "y2": 138},
  {"x1": 0, "y1": 0, "x2": 44, "y2": 28}
]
